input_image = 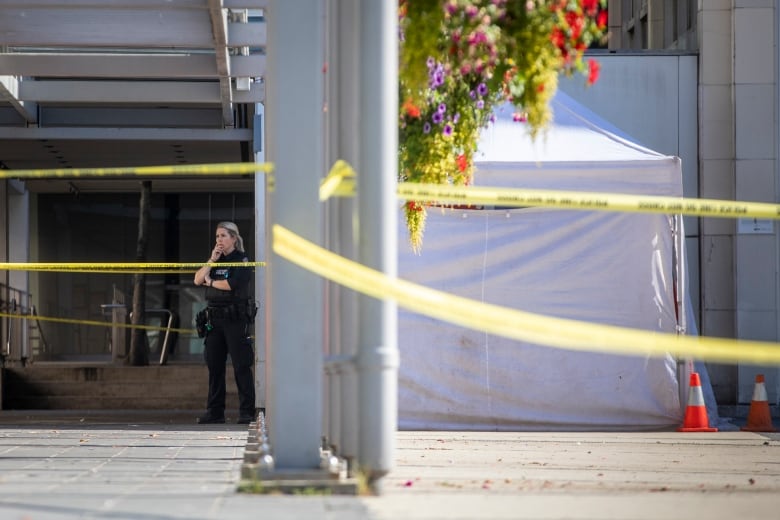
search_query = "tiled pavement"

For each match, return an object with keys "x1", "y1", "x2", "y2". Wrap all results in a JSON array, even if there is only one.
[{"x1": 0, "y1": 410, "x2": 778, "y2": 520}]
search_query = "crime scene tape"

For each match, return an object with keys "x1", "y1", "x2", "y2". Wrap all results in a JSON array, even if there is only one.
[
  {"x1": 397, "y1": 183, "x2": 780, "y2": 219},
  {"x1": 315, "y1": 159, "x2": 780, "y2": 219},
  {"x1": 0, "y1": 162, "x2": 273, "y2": 179},
  {"x1": 0, "y1": 311, "x2": 196, "y2": 336},
  {"x1": 320, "y1": 160, "x2": 356, "y2": 201},
  {"x1": 0, "y1": 262, "x2": 265, "y2": 273},
  {"x1": 273, "y1": 224, "x2": 780, "y2": 366}
]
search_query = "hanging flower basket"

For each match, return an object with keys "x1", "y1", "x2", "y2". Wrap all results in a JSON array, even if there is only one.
[{"x1": 399, "y1": 0, "x2": 608, "y2": 252}]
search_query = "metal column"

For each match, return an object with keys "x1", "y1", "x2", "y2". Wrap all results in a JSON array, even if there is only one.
[
  {"x1": 324, "y1": 0, "x2": 360, "y2": 470},
  {"x1": 357, "y1": 0, "x2": 399, "y2": 485},
  {"x1": 254, "y1": 102, "x2": 266, "y2": 412},
  {"x1": 265, "y1": 0, "x2": 325, "y2": 469}
]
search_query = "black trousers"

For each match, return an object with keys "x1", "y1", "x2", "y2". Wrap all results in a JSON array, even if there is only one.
[{"x1": 203, "y1": 316, "x2": 255, "y2": 417}]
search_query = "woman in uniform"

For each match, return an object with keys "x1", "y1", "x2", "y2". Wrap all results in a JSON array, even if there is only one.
[{"x1": 194, "y1": 221, "x2": 256, "y2": 424}]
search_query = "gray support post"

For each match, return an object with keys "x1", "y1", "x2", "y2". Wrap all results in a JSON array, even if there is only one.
[
  {"x1": 265, "y1": 0, "x2": 325, "y2": 469},
  {"x1": 325, "y1": 0, "x2": 360, "y2": 469},
  {"x1": 254, "y1": 102, "x2": 266, "y2": 411},
  {"x1": 7, "y1": 184, "x2": 30, "y2": 362},
  {"x1": 357, "y1": 0, "x2": 399, "y2": 485},
  {"x1": 0, "y1": 180, "x2": 6, "y2": 361}
]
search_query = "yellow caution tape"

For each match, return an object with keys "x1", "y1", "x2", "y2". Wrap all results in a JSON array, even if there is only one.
[
  {"x1": 273, "y1": 224, "x2": 780, "y2": 366},
  {"x1": 315, "y1": 158, "x2": 779, "y2": 219},
  {"x1": 320, "y1": 160, "x2": 357, "y2": 201},
  {"x1": 397, "y1": 183, "x2": 780, "y2": 219},
  {"x1": 0, "y1": 311, "x2": 196, "y2": 336},
  {"x1": 0, "y1": 162, "x2": 273, "y2": 179},
  {"x1": 0, "y1": 262, "x2": 265, "y2": 273}
]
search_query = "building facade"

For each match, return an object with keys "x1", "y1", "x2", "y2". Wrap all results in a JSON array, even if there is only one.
[{"x1": 610, "y1": 0, "x2": 779, "y2": 407}]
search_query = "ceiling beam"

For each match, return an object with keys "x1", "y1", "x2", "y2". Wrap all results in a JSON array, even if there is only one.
[
  {"x1": 0, "y1": 53, "x2": 265, "y2": 79},
  {"x1": 17, "y1": 79, "x2": 263, "y2": 104},
  {"x1": 0, "y1": 126, "x2": 253, "y2": 140},
  {"x1": 0, "y1": 0, "x2": 268, "y2": 8},
  {"x1": 40, "y1": 107, "x2": 224, "y2": 127},
  {"x1": 0, "y1": 75, "x2": 36, "y2": 123},
  {"x1": 207, "y1": 0, "x2": 234, "y2": 126},
  {"x1": 223, "y1": 0, "x2": 267, "y2": 7},
  {"x1": 226, "y1": 20, "x2": 266, "y2": 47},
  {"x1": 0, "y1": 9, "x2": 265, "y2": 49}
]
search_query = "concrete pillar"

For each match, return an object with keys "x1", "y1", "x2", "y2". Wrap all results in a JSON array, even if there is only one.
[{"x1": 697, "y1": 1, "x2": 737, "y2": 405}]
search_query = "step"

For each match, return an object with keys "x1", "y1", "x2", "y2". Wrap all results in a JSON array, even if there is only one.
[{"x1": 1, "y1": 364, "x2": 242, "y2": 411}]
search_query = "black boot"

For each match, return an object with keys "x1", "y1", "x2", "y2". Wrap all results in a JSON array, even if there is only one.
[{"x1": 197, "y1": 412, "x2": 225, "y2": 424}]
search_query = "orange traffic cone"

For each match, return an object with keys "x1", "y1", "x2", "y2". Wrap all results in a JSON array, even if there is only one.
[
  {"x1": 678, "y1": 372, "x2": 718, "y2": 432},
  {"x1": 741, "y1": 374, "x2": 777, "y2": 432}
]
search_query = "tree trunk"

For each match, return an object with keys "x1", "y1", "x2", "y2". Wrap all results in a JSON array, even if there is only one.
[{"x1": 128, "y1": 181, "x2": 151, "y2": 366}]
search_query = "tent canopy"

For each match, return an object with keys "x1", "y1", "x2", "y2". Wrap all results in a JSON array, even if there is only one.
[
  {"x1": 474, "y1": 94, "x2": 683, "y2": 195},
  {"x1": 397, "y1": 92, "x2": 687, "y2": 431}
]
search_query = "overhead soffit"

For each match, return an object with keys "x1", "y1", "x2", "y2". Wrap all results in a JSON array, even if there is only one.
[{"x1": 0, "y1": 0, "x2": 267, "y2": 188}]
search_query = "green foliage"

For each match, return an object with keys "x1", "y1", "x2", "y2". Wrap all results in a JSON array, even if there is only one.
[{"x1": 398, "y1": 0, "x2": 608, "y2": 252}]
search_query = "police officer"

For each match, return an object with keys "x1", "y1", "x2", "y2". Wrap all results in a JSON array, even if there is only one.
[{"x1": 194, "y1": 221, "x2": 256, "y2": 424}]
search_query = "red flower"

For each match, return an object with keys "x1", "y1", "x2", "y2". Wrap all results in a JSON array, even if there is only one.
[
  {"x1": 582, "y1": 0, "x2": 599, "y2": 16},
  {"x1": 406, "y1": 201, "x2": 423, "y2": 212},
  {"x1": 456, "y1": 154, "x2": 468, "y2": 173},
  {"x1": 565, "y1": 11, "x2": 584, "y2": 41},
  {"x1": 587, "y1": 58, "x2": 600, "y2": 85},
  {"x1": 597, "y1": 10, "x2": 608, "y2": 29},
  {"x1": 550, "y1": 27, "x2": 565, "y2": 50}
]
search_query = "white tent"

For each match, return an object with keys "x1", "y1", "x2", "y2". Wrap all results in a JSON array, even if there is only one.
[{"x1": 397, "y1": 92, "x2": 695, "y2": 431}]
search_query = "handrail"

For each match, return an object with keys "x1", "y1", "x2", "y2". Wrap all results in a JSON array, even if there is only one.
[
  {"x1": 1, "y1": 283, "x2": 34, "y2": 364},
  {"x1": 129, "y1": 308, "x2": 176, "y2": 366}
]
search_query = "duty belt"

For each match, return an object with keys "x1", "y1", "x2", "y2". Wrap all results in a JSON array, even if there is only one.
[
  {"x1": 206, "y1": 305, "x2": 241, "y2": 320},
  {"x1": 206, "y1": 301, "x2": 258, "y2": 322}
]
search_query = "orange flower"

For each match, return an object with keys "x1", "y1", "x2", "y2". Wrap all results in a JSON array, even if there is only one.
[{"x1": 402, "y1": 98, "x2": 421, "y2": 118}]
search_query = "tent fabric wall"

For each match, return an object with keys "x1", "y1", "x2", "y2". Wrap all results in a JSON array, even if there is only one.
[{"x1": 397, "y1": 93, "x2": 689, "y2": 431}]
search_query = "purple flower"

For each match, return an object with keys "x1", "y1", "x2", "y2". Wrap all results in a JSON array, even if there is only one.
[
  {"x1": 476, "y1": 100, "x2": 484, "y2": 109},
  {"x1": 469, "y1": 90, "x2": 476, "y2": 99},
  {"x1": 432, "y1": 112, "x2": 444, "y2": 124},
  {"x1": 426, "y1": 56, "x2": 435, "y2": 69},
  {"x1": 443, "y1": 123, "x2": 453, "y2": 136},
  {"x1": 423, "y1": 122, "x2": 431, "y2": 134},
  {"x1": 428, "y1": 64, "x2": 445, "y2": 89},
  {"x1": 477, "y1": 83, "x2": 488, "y2": 96},
  {"x1": 453, "y1": 112, "x2": 460, "y2": 123},
  {"x1": 437, "y1": 103, "x2": 447, "y2": 114}
]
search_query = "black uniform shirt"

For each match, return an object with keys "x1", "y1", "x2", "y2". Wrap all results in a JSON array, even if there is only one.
[{"x1": 205, "y1": 249, "x2": 252, "y2": 305}]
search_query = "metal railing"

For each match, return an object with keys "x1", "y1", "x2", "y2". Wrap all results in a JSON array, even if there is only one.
[
  {"x1": 128, "y1": 308, "x2": 177, "y2": 366},
  {"x1": 0, "y1": 282, "x2": 39, "y2": 365}
]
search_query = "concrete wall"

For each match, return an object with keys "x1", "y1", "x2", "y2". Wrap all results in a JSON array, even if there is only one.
[{"x1": 730, "y1": 1, "x2": 778, "y2": 405}]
